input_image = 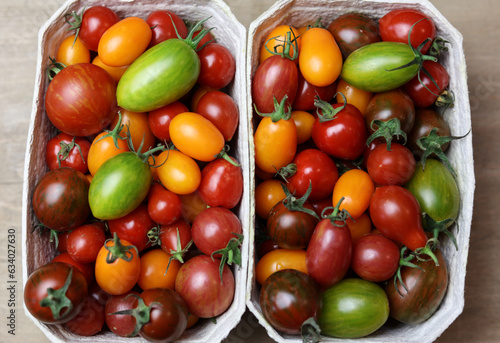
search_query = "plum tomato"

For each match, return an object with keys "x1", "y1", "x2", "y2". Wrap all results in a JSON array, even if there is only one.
[
  {"x1": 148, "y1": 101, "x2": 189, "y2": 142},
  {"x1": 332, "y1": 169, "x2": 374, "y2": 219},
  {"x1": 335, "y1": 78, "x2": 373, "y2": 115},
  {"x1": 197, "y1": 43, "x2": 236, "y2": 89},
  {"x1": 255, "y1": 179, "x2": 287, "y2": 220},
  {"x1": 195, "y1": 90, "x2": 239, "y2": 141},
  {"x1": 292, "y1": 70, "x2": 337, "y2": 111},
  {"x1": 109, "y1": 109, "x2": 156, "y2": 152},
  {"x1": 255, "y1": 248, "x2": 308, "y2": 285},
  {"x1": 407, "y1": 108, "x2": 451, "y2": 155},
  {"x1": 259, "y1": 25, "x2": 301, "y2": 64},
  {"x1": 137, "y1": 248, "x2": 180, "y2": 291},
  {"x1": 291, "y1": 110, "x2": 316, "y2": 144}
]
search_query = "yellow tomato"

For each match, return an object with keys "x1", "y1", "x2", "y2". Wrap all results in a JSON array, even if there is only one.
[
  {"x1": 256, "y1": 249, "x2": 308, "y2": 285},
  {"x1": 179, "y1": 192, "x2": 208, "y2": 224},
  {"x1": 336, "y1": 78, "x2": 373, "y2": 115},
  {"x1": 332, "y1": 169, "x2": 374, "y2": 219},
  {"x1": 110, "y1": 109, "x2": 156, "y2": 152},
  {"x1": 346, "y1": 212, "x2": 372, "y2": 242},
  {"x1": 291, "y1": 110, "x2": 316, "y2": 144},
  {"x1": 255, "y1": 179, "x2": 287, "y2": 219},
  {"x1": 88, "y1": 130, "x2": 130, "y2": 176},
  {"x1": 56, "y1": 35, "x2": 90, "y2": 66},
  {"x1": 92, "y1": 55, "x2": 129, "y2": 83},
  {"x1": 260, "y1": 25, "x2": 301, "y2": 64},
  {"x1": 155, "y1": 149, "x2": 201, "y2": 195}
]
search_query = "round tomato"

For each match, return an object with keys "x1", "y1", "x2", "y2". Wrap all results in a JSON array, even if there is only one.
[
  {"x1": 45, "y1": 132, "x2": 91, "y2": 174},
  {"x1": 64, "y1": 294, "x2": 105, "y2": 336},
  {"x1": 292, "y1": 70, "x2": 337, "y2": 111},
  {"x1": 332, "y1": 169, "x2": 374, "y2": 219},
  {"x1": 255, "y1": 248, "x2": 308, "y2": 285},
  {"x1": 66, "y1": 222, "x2": 106, "y2": 264},
  {"x1": 179, "y1": 192, "x2": 208, "y2": 223},
  {"x1": 197, "y1": 43, "x2": 236, "y2": 89},
  {"x1": 51, "y1": 253, "x2": 94, "y2": 287},
  {"x1": 291, "y1": 110, "x2": 316, "y2": 144},
  {"x1": 87, "y1": 127, "x2": 130, "y2": 176},
  {"x1": 147, "y1": 182, "x2": 182, "y2": 226},
  {"x1": 56, "y1": 35, "x2": 90, "y2": 66},
  {"x1": 255, "y1": 179, "x2": 287, "y2": 219},
  {"x1": 259, "y1": 25, "x2": 300, "y2": 64},
  {"x1": 147, "y1": 10, "x2": 188, "y2": 47},
  {"x1": 159, "y1": 219, "x2": 193, "y2": 263},
  {"x1": 407, "y1": 108, "x2": 451, "y2": 155},
  {"x1": 195, "y1": 90, "x2": 239, "y2": 141},
  {"x1": 104, "y1": 291, "x2": 140, "y2": 337},
  {"x1": 137, "y1": 248, "x2": 180, "y2": 290},
  {"x1": 335, "y1": 78, "x2": 373, "y2": 115},
  {"x1": 77, "y1": 5, "x2": 120, "y2": 51},
  {"x1": 155, "y1": 149, "x2": 201, "y2": 195},
  {"x1": 346, "y1": 212, "x2": 372, "y2": 242},
  {"x1": 367, "y1": 142, "x2": 416, "y2": 186},
  {"x1": 148, "y1": 101, "x2": 189, "y2": 142}
]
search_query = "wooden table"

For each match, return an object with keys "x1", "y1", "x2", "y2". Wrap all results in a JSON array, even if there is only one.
[{"x1": 1, "y1": 0, "x2": 498, "y2": 342}]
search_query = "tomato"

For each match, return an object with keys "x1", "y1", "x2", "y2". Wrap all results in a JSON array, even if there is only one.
[
  {"x1": 351, "y1": 233, "x2": 400, "y2": 282},
  {"x1": 306, "y1": 216, "x2": 352, "y2": 288},
  {"x1": 148, "y1": 101, "x2": 188, "y2": 142},
  {"x1": 327, "y1": 12, "x2": 381, "y2": 58},
  {"x1": 24, "y1": 262, "x2": 88, "y2": 324},
  {"x1": 336, "y1": 78, "x2": 373, "y2": 115},
  {"x1": 169, "y1": 112, "x2": 226, "y2": 162},
  {"x1": 255, "y1": 249, "x2": 308, "y2": 285},
  {"x1": 369, "y1": 185, "x2": 428, "y2": 251},
  {"x1": 286, "y1": 148, "x2": 339, "y2": 201},
  {"x1": 195, "y1": 90, "x2": 239, "y2": 141},
  {"x1": 179, "y1": 192, "x2": 207, "y2": 223},
  {"x1": 259, "y1": 25, "x2": 301, "y2": 64},
  {"x1": 379, "y1": 8, "x2": 436, "y2": 55},
  {"x1": 367, "y1": 142, "x2": 416, "y2": 186},
  {"x1": 407, "y1": 108, "x2": 451, "y2": 155},
  {"x1": 56, "y1": 35, "x2": 90, "y2": 66},
  {"x1": 311, "y1": 102, "x2": 367, "y2": 160},
  {"x1": 197, "y1": 43, "x2": 236, "y2": 89},
  {"x1": 191, "y1": 206, "x2": 243, "y2": 257},
  {"x1": 402, "y1": 60, "x2": 450, "y2": 108},
  {"x1": 147, "y1": 182, "x2": 182, "y2": 226},
  {"x1": 92, "y1": 55, "x2": 129, "y2": 82},
  {"x1": 156, "y1": 150, "x2": 201, "y2": 196},
  {"x1": 51, "y1": 253, "x2": 94, "y2": 287},
  {"x1": 319, "y1": 278, "x2": 389, "y2": 338},
  {"x1": 159, "y1": 219, "x2": 193, "y2": 263},
  {"x1": 87, "y1": 128, "x2": 130, "y2": 176},
  {"x1": 56, "y1": 231, "x2": 70, "y2": 253},
  {"x1": 66, "y1": 222, "x2": 106, "y2": 263},
  {"x1": 138, "y1": 248, "x2": 180, "y2": 290},
  {"x1": 95, "y1": 234, "x2": 140, "y2": 295},
  {"x1": 45, "y1": 132, "x2": 91, "y2": 174},
  {"x1": 291, "y1": 110, "x2": 316, "y2": 144},
  {"x1": 110, "y1": 109, "x2": 156, "y2": 152},
  {"x1": 98, "y1": 17, "x2": 152, "y2": 67},
  {"x1": 193, "y1": 29, "x2": 215, "y2": 50},
  {"x1": 32, "y1": 168, "x2": 90, "y2": 232},
  {"x1": 175, "y1": 254, "x2": 235, "y2": 318},
  {"x1": 252, "y1": 54, "x2": 299, "y2": 114},
  {"x1": 346, "y1": 212, "x2": 372, "y2": 242},
  {"x1": 260, "y1": 269, "x2": 321, "y2": 335},
  {"x1": 255, "y1": 179, "x2": 287, "y2": 219},
  {"x1": 77, "y1": 5, "x2": 120, "y2": 51},
  {"x1": 257, "y1": 239, "x2": 281, "y2": 259},
  {"x1": 45, "y1": 63, "x2": 117, "y2": 137},
  {"x1": 332, "y1": 169, "x2": 374, "y2": 219},
  {"x1": 405, "y1": 159, "x2": 460, "y2": 227},
  {"x1": 147, "y1": 10, "x2": 188, "y2": 47},
  {"x1": 64, "y1": 294, "x2": 105, "y2": 336},
  {"x1": 292, "y1": 70, "x2": 337, "y2": 111},
  {"x1": 385, "y1": 248, "x2": 448, "y2": 324},
  {"x1": 299, "y1": 27, "x2": 342, "y2": 87},
  {"x1": 104, "y1": 291, "x2": 139, "y2": 337}
]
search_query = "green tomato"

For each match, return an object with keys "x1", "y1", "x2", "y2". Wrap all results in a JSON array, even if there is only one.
[
  {"x1": 405, "y1": 158, "x2": 460, "y2": 228},
  {"x1": 89, "y1": 152, "x2": 152, "y2": 220},
  {"x1": 319, "y1": 278, "x2": 389, "y2": 338},
  {"x1": 340, "y1": 41, "x2": 419, "y2": 93},
  {"x1": 117, "y1": 38, "x2": 200, "y2": 112}
]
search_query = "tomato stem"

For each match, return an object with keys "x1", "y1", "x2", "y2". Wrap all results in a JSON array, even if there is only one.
[
  {"x1": 276, "y1": 163, "x2": 298, "y2": 182},
  {"x1": 394, "y1": 246, "x2": 423, "y2": 296},
  {"x1": 166, "y1": 228, "x2": 193, "y2": 273},
  {"x1": 181, "y1": 16, "x2": 215, "y2": 51},
  {"x1": 104, "y1": 232, "x2": 139, "y2": 264},
  {"x1": 422, "y1": 213, "x2": 458, "y2": 251},
  {"x1": 216, "y1": 146, "x2": 241, "y2": 167},
  {"x1": 63, "y1": 5, "x2": 88, "y2": 46},
  {"x1": 322, "y1": 196, "x2": 351, "y2": 227},
  {"x1": 39, "y1": 267, "x2": 74, "y2": 321},
  {"x1": 279, "y1": 181, "x2": 320, "y2": 220},
  {"x1": 366, "y1": 118, "x2": 407, "y2": 150},
  {"x1": 47, "y1": 57, "x2": 66, "y2": 81},
  {"x1": 254, "y1": 95, "x2": 292, "y2": 122},
  {"x1": 95, "y1": 111, "x2": 128, "y2": 149},
  {"x1": 301, "y1": 317, "x2": 321, "y2": 343},
  {"x1": 108, "y1": 294, "x2": 156, "y2": 337},
  {"x1": 314, "y1": 93, "x2": 347, "y2": 122},
  {"x1": 211, "y1": 233, "x2": 244, "y2": 284},
  {"x1": 429, "y1": 37, "x2": 450, "y2": 58},
  {"x1": 264, "y1": 28, "x2": 299, "y2": 61}
]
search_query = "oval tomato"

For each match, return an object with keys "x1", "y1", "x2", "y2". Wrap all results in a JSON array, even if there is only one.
[
  {"x1": 56, "y1": 35, "x2": 90, "y2": 66},
  {"x1": 138, "y1": 248, "x2": 180, "y2": 290},
  {"x1": 259, "y1": 25, "x2": 300, "y2": 64},
  {"x1": 110, "y1": 109, "x2": 156, "y2": 152},
  {"x1": 195, "y1": 90, "x2": 239, "y2": 141},
  {"x1": 92, "y1": 55, "x2": 129, "y2": 82},
  {"x1": 66, "y1": 222, "x2": 106, "y2": 264},
  {"x1": 255, "y1": 179, "x2": 287, "y2": 219},
  {"x1": 197, "y1": 43, "x2": 236, "y2": 89},
  {"x1": 291, "y1": 110, "x2": 316, "y2": 144},
  {"x1": 156, "y1": 149, "x2": 201, "y2": 195},
  {"x1": 292, "y1": 70, "x2": 337, "y2": 111},
  {"x1": 87, "y1": 129, "x2": 130, "y2": 176},
  {"x1": 332, "y1": 169, "x2": 374, "y2": 219},
  {"x1": 148, "y1": 101, "x2": 189, "y2": 142},
  {"x1": 147, "y1": 182, "x2": 182, "y2": 226},
  {"x1": 407, "y1": 108, "x2": 451, "y2": 155},
  {"x1": 335, "y1": 78, "x2": 373, "y2": 115},
  {"x1": 78, "y1": 5, "x2": 120, "y2": 51},
  {"x1": 255, "y1": 248, "x2": 308, "y2": 285}
]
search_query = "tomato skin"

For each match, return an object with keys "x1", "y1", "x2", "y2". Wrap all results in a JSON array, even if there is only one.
[
  {"x1": 306, "y1": 218, "x2": 352, "y2": 288},
  {"x1": 79, "y1": 6, "x2": 120, "y2": 51},
  {"x1": 341, "y1": 42, "x2": 420, "y2": 93},
  {"x1": 110, "y1": 109, "x2": 156, "y2": 152},
  {"x1": 407, "y1": 108, "x2": 451, "y2": 154},
  {"x1": 98, "y1": 17, "x2": 152, "y2": 67},
  {"x1": 255, "y1": 179, "x2": 287, "y2": 219},
  {"x1": 156, "y1": 150, "x2": 201, "y2": 195},
  {"x1": 405, "y1": 159, "x2": 460, "y2": 227},
  {"x1": 87, "y1": 130, "x2": 130, "y2": 176},
  {"x1": 117, "y1": 38, "x2": 200, "y2": 112},
  {"x1": 384, "y1": 248, "x2": 448, "y2": 324},
  {"x1": 159, "y1": 219, "x2": 192, "y2": 258},
  {"x1": 24, "y1": 262, "x2": 88, "y2": 324},
  {"x1": 45, "y1": 63, "x2": 118, "y2": 137},
  {"x1": 32, "y1": 168, "x2": 90, "y2": 232},
  {"x1": 327, "y1": 13, "x2": 381, "y2": 58},
  {"x1": 147, "y1": 10, "x2": 188, "y2": 47},
  {"x1": 365, "y1": 89, "x2": 415, "y2": 135},
  {"x1": 195, "y1": 90, "x2": 239, "y2": 141},
  {"x1": 252, "y1": 55, "x2": 299, "y2": 113},
  {"x1": 260, "y1": 269, "x2": 321, "y2": 335},
  {"x1": 175, "y1": 255, "x2": 235, "y2": 318},
  {"x1": 260, "y1": 25, "x2": 301, "y2": 64},
  {"x1": 104, "y1": 291, "x2": 139, "y2": 337},
  {"x1": 254, "y1": 116, "x2": 297, "y2": 174},
  {"x1": 367, "y1": 142, "x2": 416, "y2": 186},
  {"x1": 311, "y1": 103, "x2": 367, "y2": 160},
  {"x1": 148, "y1": 101, "x2": 189, "y2": 142},
  {"x1": 319, "y1": 278, "x2": 389, "y2": 338},
  {"x1": 56, "y1": 35, "x2": 90, "y2": 66},
  {"x1": 332, "y1": 169, "x2": 374, "y2": 219},
  {"x1": 45, "y1": 132, "x2": 91, "y2": 174},
  {"x1": 379, "y1": 9, "x2": 436, "y2": 55},
  {"x1": 299, "y1": 27, "x2": 342, "y2": 87},
  {"x1": 179, "y1": 192, "x2": 207, "y2": 223},
  {"x1": 64, "y1": 294, "x2": 105, "y2": 336},
  {"x1": 336, "y1": 78, "x2": 373, "y2": 115},
  {"x1": 197, "y1": 43, "x2": 236, "y2": 89},
  {"x1": 51, "y1": 253, "x2": 94, "y2": 287},
  {"x1": 291, "y1": 110, "x2": 316, "y2": 144},
  {"x1": 369, "y1": 185, "x2": 428, "y2": 251},
  {"x1": 66, "y1": 222, "x2": 106, "y2": 263},
  {"x1": 292, "y1": 70, "x2": 337, "y2": 111},
  {"x1": 255, "y1": 249, "x2": 308, "y2": 285},
  {"x1": 138, "y1": 249, "x2": 180, "y2": 291},
  {"x1": 346, "y1": 212, "x2": 372, "y2": 242},
  {"x1": 147, "y1": 182, "x2": 182, "y2": 226},
  {"x1": 92, "y1": 55, "x2": 129, "y2": 82},
  {"x1": 169, "y1": 112, "x2": 225, "y2": 162}
]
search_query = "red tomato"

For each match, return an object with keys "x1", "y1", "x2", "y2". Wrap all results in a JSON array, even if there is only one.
[
  {"x1": 66, "y1": 222, "x2": 107, "y2": 264},
  {"x1": 64, "y1": 295, "x2": 105, "y2": 336},
  {"x1": 197, "y1": 43, "x2": 236, "y2": 89},
  {"x1": 159, "y1": 219, "x2": 193, "y2": 263},
  {"x1": 147, "y1": 10, "x2": 188, "y2": 47},
  {"x1": 195, "y1": 90, "x2": 239, "y2": 141},
  {"x1": 51, "y1": 253, "x2": 94, "y2": 287},
  {"x1": 78, "y1": 6, "x2": 120, "y2": 51},
  {"x1": 45, "y1": 132, "x2": 91, "y2": 174},
  {"x1": 367, "y1": 142, "x2": 416, "y2": 186},
  {"x1": 147, "y1": 182, "x2": 182, "y2": 226},
  {"x1": 148, "y1": 101, "x2": 189, "y2": 142},
  {"x1": 292, "y1": 70, "x2": 337, "y2": 111},
  {"x1": 104, "y1": 291, "x2": 139, "y2": 337}
]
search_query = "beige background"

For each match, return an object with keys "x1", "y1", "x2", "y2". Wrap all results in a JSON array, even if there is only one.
[{"x1": 1, "y1": 0, "x2": 499, "y2": 342}]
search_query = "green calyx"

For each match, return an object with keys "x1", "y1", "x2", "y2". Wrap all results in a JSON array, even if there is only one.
[
  {"x1": 254, "y1": 95, "x2": 292, "y2": 122},
  {"x1": 428, "y1": 36, "x2": 450, "y2": 58},
  {"x1": 366, "y1": 118, "x2": 407, "y2": 150},
  {"x1": 277, "y1": 163, "x2": 298, "y2": 181},
  {"x1": 394, "y1": 246, "x2": 424, "y2": 296},
  {"x1": 56, "y1": 136, "x2": 85, "y2": 168},
  {"x1": 63, "y1": 5, "x2": 88, "y2": 46},
  {"x1": 314, "y1": 93, "x2": 347, "y2": 123},
  {"x1": 180, "y1": 16, "x2": 215, "y2": 51},
  {"x1": 321, "y1": 196, "x2": 352, "y2": 227},
  {"x1": 165, "y1": 228, "x2": 193, "y2": 274},
  {"x1": 215, "y1": 145, "x2": 241, "y2": 167},
  {"x1": 264, "y1": 28, "x2": 299, "y2": 61},
  {"x1": 95, "y1": 111, "x2": 128, "y2": 149},
  {"x1": 422, "y1": 212, "x2": 458, "y2": 251},
  {"x1": 108, "y1": 294, "x2": 157, "y2": 337},
  {"x1": 279, "y1": 181, "x2": 319, "y2": 220},
  {"x1": 211, "y1": 233, "x2": 244, "y2": 284},
  {"x1": 39, "y1": 267, "x2": 74, "y2": 321},
  {"x1": 104, "y1": 232, "x2": 139, "y2": 264},
  {"x1": 301, "y1": 317, "x2": 322, "y2": 343},
  {"x1": 47, "y1": 57, "x2": 66, "y2": 81}
]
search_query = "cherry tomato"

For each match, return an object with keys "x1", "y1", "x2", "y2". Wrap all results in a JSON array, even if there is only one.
[
  {"x1": 407, "y1": 108, "x2": 451, "y2": 155},
  {"x1": 367, "y1": 142, "x2": 416, "y2": 186},
  {"x1": 64, "y1": 294, "x2": 105, "y2": 336},
  {"x1": 51, "y1": 253, "x2": 94, "y2": 287},
  {"x1": 92, "y1": 55, "x2": 129, "y2": 82},
  {"x1": 104, "y1": 291, "x2": 139, "y2": 337},
  {"x1": 138, "y1": 248, "x2": 180, "y2": 291},
  {"x1": 98, "y1": 17, "x2": 152, "y2": 67},
  {"x1": 292, "y1": 70, "x2": 337, "y2": 111},
  {"x1": 257, "y1": 239, "x2": 281, "y2": 259},
  {"x1": 336, "y1": 79, "x2": 373, "y2": 115},
  {"x1": 87, "y1": 129, "x2": 130, "y2": 176},
  {"x1": 299, "y1": 27, "x2": 342, "y2": 87},
  {"x1": 346, "y1": 212, "x2": 372, "y2": 242},
  {"x1": 195, "y1": 90, "x2": 239, "y2": 141},
  {"x1": 66, "y1": 222, "x2": 106, "y2": 264},
  {"x1": 291, "y1": 110, "x2": 316, "y2": 144},
  {"x1": 56, "y1": 35, "x2": 90, "y2": 66},
  {"x1": 193, "y1": 29, "x2": 215, "y2": 50},
  {"x1": 197, "y1": 43, "x2": 236, "y2": 89},
  {"x1": 332, "y1": 169, "x2": 374, "y2": 219},
  {"x1": 259, "y1": 25, "x2": 301, "y2": 64},
  {"x1": 179, "y1": 192, "x2": 208, "y2": 223},
  {"x1": 147, "y1": 182, "x2": 182, "y2": 225},
  {"x1": 255, "y1": 179, "x2": 287, "y2": 219},
  {"x1": 45, "y1": 132, "x2": 91, "y2": 174},
  {"x1": 110, "y1": 109, "x2": 156, "y2": 152},
  {"x1": 155, "y1": 149, "x2": 201, "y2": 195},
  {"x1": 159, "y1": 219, "x2": 192, "y2": 263},
  {"x1": 147, "y1": 10, "x2": 188, "y2": 47},
  {"x1": 78, "y1": 5, "x2": 120, "y2": 51},
  {"x1": 148, "y1": 101, "x2": 189, "y2": 142},
  {"x1": 256, "y1": 249, "x2": 308, "y2": 285}
]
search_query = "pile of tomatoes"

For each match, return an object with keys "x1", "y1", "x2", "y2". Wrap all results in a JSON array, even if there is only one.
[
  {"x1": 252, "y1": 8, "x2": 462, "y2": 339},
  {"x1": 25, "y1": 4, "x2": 244, "y2": 342}
]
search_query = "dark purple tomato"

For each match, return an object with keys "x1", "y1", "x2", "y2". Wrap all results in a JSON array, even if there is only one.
[
  {"x1": 32, "y1": 168, "x2": 91, "y2": 232},
  {"x1": 366, "y1": 142, "x2": 416, "y2": 186},
  {"x1": 260, "y1": 269, "x2": 322, "y2": 334},
  {"x1": 292, "y1": 70, "x2": 337, "y2": 111}
]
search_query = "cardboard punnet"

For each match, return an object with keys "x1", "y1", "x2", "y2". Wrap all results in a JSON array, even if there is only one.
[
  {"x1": 21, "y1": 0, "x2": 249, "y2": 342},
  {"x1": 246, "y1": 1, "x2": 475, "y2": 342}
]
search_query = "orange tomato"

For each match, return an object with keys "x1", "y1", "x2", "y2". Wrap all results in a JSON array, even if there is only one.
[
  {"x1": 110, "y1": 109, "x2": 156, "y2": 152},
  {"x1": 169, "y1": 112, "x2": 225, "y2": 162},
  {"x1": 179, "y1": 192, "x2": 208, "y2": 224},
  {"x1": 255, "y1": 249, "x2": 308, "y2": 285},
  {"x1": 155, "y1": 149, "x2": 201, "y2": 195},
  {"x1": 346, "y1": 212, "x2": 372, "y2": 242},
  {"x1": 291, "y1": 110, "x2": 316, "y2": 144},
  {"x1": 254, "y1": 117, "x2": 297, "y2": 174},
  {"x1": 88, "y1": 130, "x2": 130, "y2": 176},
  {"x1": 138, "y1": 249, "x2": 180, "y2": 290},
  {"x1": 95, "y1": 235, "x2": 140, "y2": 295},
  {"x1": 56, "y1": 35, "x2": 90, "y2": 66},
  {"x1": 332, "y1": 169, "x2": 374, "y2": 219},
  {"x1": 255, "y1": 179, "x2": 287, "y2": 219},
  {"x1": 260, "y1": 25, "x2": 301, "y2": 64},
  {"x1": 336, "y1": 79, "x2": 373, "y2": 115},
  {"x1": 299, "y1": 27, "x2": 342, "y2": 87},
  {"x1": 98, "y1": 17, "x2": 152, "y2": 67},
  {"x1": 92, "y1": 55, "x2": 129, "y2": 83}
]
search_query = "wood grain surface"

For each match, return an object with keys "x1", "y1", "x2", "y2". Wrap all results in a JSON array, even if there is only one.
[{"x1": 1, "y1": 0, "x2": 498, "y2": 342}]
